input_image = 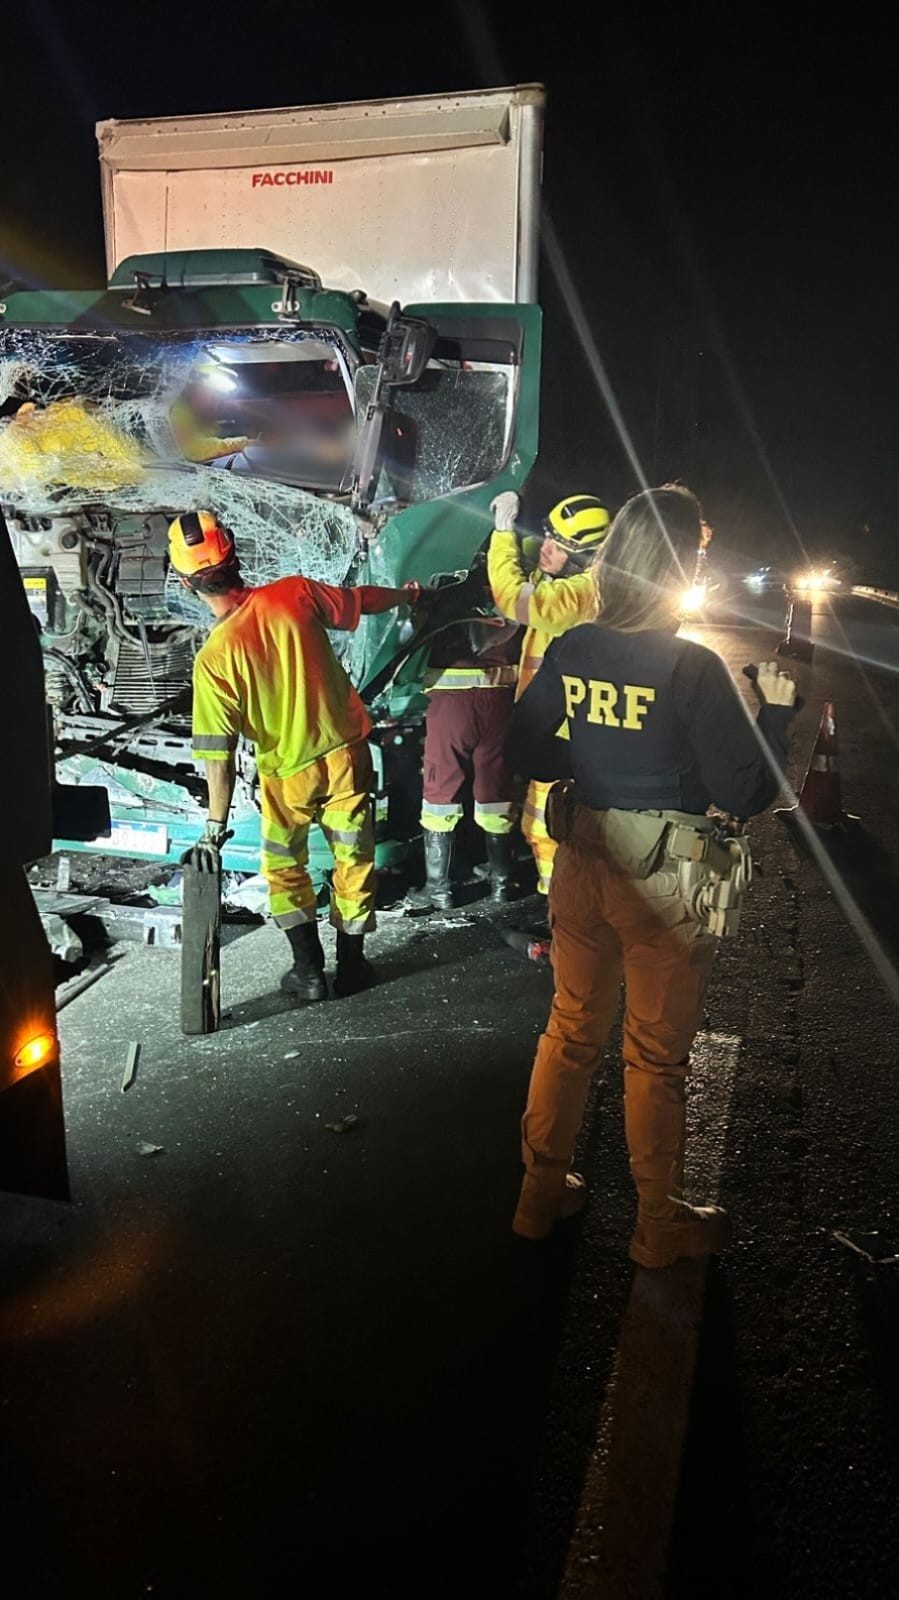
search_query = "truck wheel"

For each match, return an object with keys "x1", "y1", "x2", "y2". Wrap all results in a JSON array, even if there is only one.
[{"x1": 180, "y1": 853, "x2": 222, "y2": 1036}]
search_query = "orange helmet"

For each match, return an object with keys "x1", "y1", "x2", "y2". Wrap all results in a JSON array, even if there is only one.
[{"x1": 168, "y1": 510, "x2": 235, "y2": 577}]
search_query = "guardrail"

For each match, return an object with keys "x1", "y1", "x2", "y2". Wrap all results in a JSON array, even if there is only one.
[{"x1": 852, "y1": 585, "x2": 899, "y2": 608}]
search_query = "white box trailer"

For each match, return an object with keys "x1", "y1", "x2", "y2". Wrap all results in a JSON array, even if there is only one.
[{"x1": 96, "y1": 85, "x2": 544, "y2": 307}]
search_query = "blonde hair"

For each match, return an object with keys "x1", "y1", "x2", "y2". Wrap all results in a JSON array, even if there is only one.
[{"x1": 592, "y1": 484, "x2": 702, "y2": 632}]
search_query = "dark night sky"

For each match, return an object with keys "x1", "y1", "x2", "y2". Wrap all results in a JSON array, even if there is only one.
[{"x1": 3, "y1": 4, "x2": 898, "y2": 578}]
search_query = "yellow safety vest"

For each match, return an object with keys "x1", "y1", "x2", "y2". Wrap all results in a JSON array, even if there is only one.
[{"x1": 487, "y1": 530, "x2": 596, "y2": 699}]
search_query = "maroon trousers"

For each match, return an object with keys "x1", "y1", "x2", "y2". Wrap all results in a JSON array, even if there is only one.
[{"x1": 420, "y1": 688, "x2": 518, "y2": 834}]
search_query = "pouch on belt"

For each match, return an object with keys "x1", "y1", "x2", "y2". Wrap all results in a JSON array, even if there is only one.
[{"x1": 568, "y1": 804, "x2": 671, "y2": 879}]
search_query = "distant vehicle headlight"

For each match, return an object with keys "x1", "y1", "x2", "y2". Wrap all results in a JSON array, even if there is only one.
[
  {"x1": 681, "y1": 583, "x2": 706, "y2": 614},
  {"x1": 794, "y1": 569, "x2": 839, "y2": 593}
]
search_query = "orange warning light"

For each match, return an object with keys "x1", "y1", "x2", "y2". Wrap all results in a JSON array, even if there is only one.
[{"x1": 13, "y1": 1031, "x2": 57, "y2": 1075}]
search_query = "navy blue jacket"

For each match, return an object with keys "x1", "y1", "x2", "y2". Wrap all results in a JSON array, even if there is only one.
[{"x1": 506, "y1": 626, "x2": 793, "y2": 818}]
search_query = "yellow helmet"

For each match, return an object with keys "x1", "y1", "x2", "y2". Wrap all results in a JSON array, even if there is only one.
[
  {"x1": 168, "y1": 510, "x2": 235, "y2": 578},
  {"x1": 545, "y1": 494, "x2": 611, "y2": 555}
]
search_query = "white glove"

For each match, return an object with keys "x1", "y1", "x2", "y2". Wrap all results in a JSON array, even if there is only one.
[
  {"x1": 753, "y1": 661, "x2": 797, "y2": 708},
  {"x1": 490, "y1": 491, "x2": 520, "y2": 532}
]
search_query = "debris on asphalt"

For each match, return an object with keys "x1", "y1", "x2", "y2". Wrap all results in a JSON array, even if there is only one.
[
  {"x1": 833, "y1": 1230, "x2": 899, "y2": 1265},
  {"x1": 41, "y1": 911, "x2": 84, "y2": 964},
  {"x1": 137, "y1": 1142, "x2": 164, "y2": 1158},
  {"x1": 145, "y1": 869, "x2": 268, "y2": 916},
  {"x1": 56, "y1": 957, "x2": 113, "y2": 1011},
  {"x1": 121, "y1": 1041, "x2": 141, "y2": 1093},
  {"x1": 147, "y1": 871, "x2": 183, "y2": 907},
  {"x1": 500, "y1": 928, "x2": 551, "y2": 965},
  {"x1": 324, "y1": 1114, "x2": 360, "y2": 1134},
  {"x1": 224, "y1": 872, "x2": 269, "y2": 914},
  {"x1": 284, "y1": 1049, "x2": 300, "y2": 1060}
]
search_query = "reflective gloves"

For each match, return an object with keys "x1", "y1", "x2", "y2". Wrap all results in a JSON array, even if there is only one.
[{"x1": 490, "y1": 491, "x2": 521, "y2": 532}]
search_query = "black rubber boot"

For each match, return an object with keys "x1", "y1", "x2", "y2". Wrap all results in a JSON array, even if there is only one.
[
  {"x1": 483, "y1": 833, "x2": 516, "y2": 903},
  {"x1": 333, "y1": 930, "x2": 375, "y2": 997},
  {"x1": 405, "y1": 830, "x2": 455, "y2": 914},
  {"x1": 280, "y1": 921, "x2": 327, "y2": 1002}
]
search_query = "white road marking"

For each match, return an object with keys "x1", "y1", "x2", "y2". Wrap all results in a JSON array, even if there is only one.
[{"x1": 559, "y1": 1031, "x2": 742, "y2": 1600}]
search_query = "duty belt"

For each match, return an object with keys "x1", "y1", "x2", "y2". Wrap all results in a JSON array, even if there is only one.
[{"x1": 548, "y1": 789, "x2": 751, "y2": 939}]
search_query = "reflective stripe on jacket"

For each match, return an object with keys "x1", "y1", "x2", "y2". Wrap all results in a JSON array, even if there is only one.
[
  {"x1": 487, "y1": 529, "x2": 595, "y2": 699},
  {"x1": 424, "y1": 664, "x2": 519, "y2": 691}
]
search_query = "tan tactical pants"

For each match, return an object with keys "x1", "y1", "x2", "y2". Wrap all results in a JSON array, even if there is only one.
[{"x1": 521, "y1": 838, "x2": 717, "y2": 1182}]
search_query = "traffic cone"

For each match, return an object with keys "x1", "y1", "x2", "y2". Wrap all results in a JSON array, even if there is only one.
[{"x1": 777, "y1": 701, "x2": 859, "y2": 830}]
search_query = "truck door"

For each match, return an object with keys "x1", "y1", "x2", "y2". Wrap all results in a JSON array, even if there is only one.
[{"x1": 347, "y1": 302, "x2": 541, "y2": 703}]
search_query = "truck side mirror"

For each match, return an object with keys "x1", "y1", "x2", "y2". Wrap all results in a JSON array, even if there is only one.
[{"x1": 379, "y1": 308, "x2": 435, "y2": 388}]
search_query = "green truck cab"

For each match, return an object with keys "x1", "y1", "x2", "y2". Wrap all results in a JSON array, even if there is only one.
[{"x1": 0, "y1": 88, "x2": 544, "y2": 887}]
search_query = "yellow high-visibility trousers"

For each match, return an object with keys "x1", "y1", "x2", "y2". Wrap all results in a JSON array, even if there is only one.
[
  {"x1": 259, "y1": 740, "x2": 376, "y2": 934},
  {"x1": 521, "y1": 778, "x2": 557, "y2": 895}
]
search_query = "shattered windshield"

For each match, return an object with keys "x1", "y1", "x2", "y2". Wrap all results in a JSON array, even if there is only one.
[
  {"x1": 355, "y1": 350, "x2": 517, "y2": 506},
  {"x1": 0, "y1": 326, "x2": 357, "y2": 503},
  {"x1": 170, "y1": 340, "x2": 356, "y2": 486},
  {"x1": 0, "y1": 327, "x2": 362, "y2": 598}
]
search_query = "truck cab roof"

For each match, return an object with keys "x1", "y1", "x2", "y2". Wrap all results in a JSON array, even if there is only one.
[
  {"x1": 108, "y1": 248, "x2": 324, "y2": 290},
  {"x1": 0, "y1": 251, "x2": 374, "y2": 347}
]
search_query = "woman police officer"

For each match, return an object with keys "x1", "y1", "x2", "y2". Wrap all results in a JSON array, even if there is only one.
[{"x1": 505, "y1": 484, "x2": 799, "y2": 1267}]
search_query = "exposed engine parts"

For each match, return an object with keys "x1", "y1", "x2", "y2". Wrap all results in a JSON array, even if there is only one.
[{"x1": 7, "y1": 508, "x2": 199, "y2": 745}]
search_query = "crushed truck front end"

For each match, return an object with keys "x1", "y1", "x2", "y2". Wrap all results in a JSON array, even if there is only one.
[{"x1": 0, "y1": 250, "x2": 541, "y2": 883}]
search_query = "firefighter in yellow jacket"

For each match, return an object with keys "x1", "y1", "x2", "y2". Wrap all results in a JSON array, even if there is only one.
[
  {"x1": 168, "y1": 511, "x2": 421, "y2": 1000},
  {"x1": 487, "y1": 491, "x2": 611, "y2": 896}
]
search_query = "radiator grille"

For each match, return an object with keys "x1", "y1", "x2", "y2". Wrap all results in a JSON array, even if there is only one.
[{"x1": 109, "y1": 635, "x2": 196, "y2": 716}]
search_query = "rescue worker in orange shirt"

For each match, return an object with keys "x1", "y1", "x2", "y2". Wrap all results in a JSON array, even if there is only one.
[
  {"x1": 488, "y1": 491, "x2": 611, "y2": 899},
  {"x1": 168, "y1": 510, "x2": 422, "y2": 999}
]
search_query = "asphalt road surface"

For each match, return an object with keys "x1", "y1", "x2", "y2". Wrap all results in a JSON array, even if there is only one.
[{"x1": 3, "y1": 592, "x2": 899, "y2": 1599}]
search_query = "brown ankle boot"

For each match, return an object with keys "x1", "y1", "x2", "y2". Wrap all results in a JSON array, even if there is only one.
[
  {"x1": 623, "y1": 1062, "x2": 730, "y2": 1269},
  {"x1": 512, "y1": 1170, "x2": 588, "y2": 1241},
  {"x1": 629, "y1": 1199, "x2": 731, "y2": 1269}
]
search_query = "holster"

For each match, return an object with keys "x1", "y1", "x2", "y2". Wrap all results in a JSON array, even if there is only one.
[
  {"x1": 666, "y1": 830, "x2": 753, "y2": 938},
  {"x1": 545, "y1": 780, "x2": 577, "y2": 845}
]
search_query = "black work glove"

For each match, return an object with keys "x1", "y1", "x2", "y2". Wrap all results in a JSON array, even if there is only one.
[{"x1": 180, "y1": 819, "x2": 233, "y2": 870}]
